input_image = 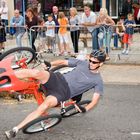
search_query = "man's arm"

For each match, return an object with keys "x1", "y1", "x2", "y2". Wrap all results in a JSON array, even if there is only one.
[
  {"x1": 51, "y1": 59, "x2": 68, "y2": 67},
  {"x1": 85, "y1": 93, "x2": 100, "y2": 111}
]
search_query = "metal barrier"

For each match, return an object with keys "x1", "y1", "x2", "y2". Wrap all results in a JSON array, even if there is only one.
[
  {"x1": 1, "y1": 24, "x2": 140, "y2": 64},
  {"x1": 3, "y1": 26, "x2": 29, "y2": 51}
]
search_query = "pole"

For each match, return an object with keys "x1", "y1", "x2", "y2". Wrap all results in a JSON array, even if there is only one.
[
  {"x1": 71, "y1": 0, "x2": 73, "y2": 7},
  {"x1": 22, "y1": 0, "x2": 26, "y2": 25}
]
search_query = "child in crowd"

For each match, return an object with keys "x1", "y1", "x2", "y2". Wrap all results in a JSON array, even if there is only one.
[
  {"x1": 37, "y1": 18, "x2": 47, "y2": 52},
  {"x1": 113, "y1": 18, "x2": 125, "y2": 49},
  {"x1": 122, "y1": 13, "x2": 136, "y2": 55},
  {"x1": 0, "y1": 14, "x2": 6, "y2": 54},
  {"x1": 58, "y1": 12, "x2": 71, "y2": 55},
  {"x1": 45, "y1": 14, "x2": 55, "y2": 53}
]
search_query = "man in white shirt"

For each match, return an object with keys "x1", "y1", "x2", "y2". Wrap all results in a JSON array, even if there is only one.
[{"x1": 81, "y1": 4, "x2": 99, "y2": 50}]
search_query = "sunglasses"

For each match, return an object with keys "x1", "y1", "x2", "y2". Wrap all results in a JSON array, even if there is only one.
[{"x1": 89, "y1": 59, "x2": 100, "y2": 64}]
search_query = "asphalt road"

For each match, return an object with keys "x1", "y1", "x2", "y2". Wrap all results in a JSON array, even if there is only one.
[{"x1": 0, "y1": 84, "x2": 140, "y2": 140}]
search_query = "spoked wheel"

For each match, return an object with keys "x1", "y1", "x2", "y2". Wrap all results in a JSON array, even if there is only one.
[
  {"x1": 0, "y1": 47, "x2": 36, "y2": 69},
  {"x1": 22, "y1": 114, "x2": 62, "y2": 134},
  {"x1": 62, "y1": 100, "x2": 91, "y2": 118}
]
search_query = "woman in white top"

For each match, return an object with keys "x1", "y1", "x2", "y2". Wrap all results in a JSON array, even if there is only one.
[
  {"x1": 69, "y1": 7, "x2": 80, "y2": 54},
  {"x1": 0, "y1": 0, "x2": 8, "y2": 33}
]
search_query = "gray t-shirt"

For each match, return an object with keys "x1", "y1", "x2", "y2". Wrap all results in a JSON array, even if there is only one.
[{"x1": 63, "y1": 58, "x2": 104, "y2": 98}]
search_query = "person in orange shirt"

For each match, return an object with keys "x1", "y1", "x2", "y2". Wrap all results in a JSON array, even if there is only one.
[{"x1": 58, "y1": 12, "x2": 71, "y2": 55}]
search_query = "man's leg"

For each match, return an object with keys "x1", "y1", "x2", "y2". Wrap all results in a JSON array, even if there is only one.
[
  {"x1": 15, "y1": 69, "x2": 50, "y2": 84},
  {"x1": 5, "y1": 95, "x2": 58, "y2": 139}
]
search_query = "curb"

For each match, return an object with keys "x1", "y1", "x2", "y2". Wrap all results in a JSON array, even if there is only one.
[{"x1": 104, "y1": 82, "x2": 140, "y2": 86}]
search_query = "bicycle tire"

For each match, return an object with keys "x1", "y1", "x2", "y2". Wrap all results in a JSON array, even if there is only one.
[
  {"x1": 0, "y1": 47, "x2": 36, "y2": 69},
  {"x1": 62, "y1": 100, "x2": 91, "y2": 118},
  {"x1": 22, "y1": 114, "x2": 62, "y2": 134}
]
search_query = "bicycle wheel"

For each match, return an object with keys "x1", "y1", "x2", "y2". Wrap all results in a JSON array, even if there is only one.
[
  {"x1": 0, "y1": 47, "x2": 36, "y2": 69},
  {"x1": 62, "y1": 100, "x2": 91, "y2": 118},
  {"x1": 22, "y1": 114, "x2": 62, "y2": 134}
]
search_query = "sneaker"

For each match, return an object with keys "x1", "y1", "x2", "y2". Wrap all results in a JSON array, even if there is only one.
[
  {"x1": 125, "y1": 49, "x2": 129, "y2": 55},
  {"x1": 5, "y1": 129, "x2": 17, "y2": 139},
  {"x1": 122, "y1": 49, "x2": 126, "y2": 54}
]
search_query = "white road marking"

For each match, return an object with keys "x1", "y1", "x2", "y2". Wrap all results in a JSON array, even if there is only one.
[{"x1": 131, "y1": 132, "x2": 140, "y2": 135}]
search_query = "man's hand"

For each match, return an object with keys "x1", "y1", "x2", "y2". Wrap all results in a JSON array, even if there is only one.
[{"x1": 77, "y1": 105, "x2": 86, "y2": 113}]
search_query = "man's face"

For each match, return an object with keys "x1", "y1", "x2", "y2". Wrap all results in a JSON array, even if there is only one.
[
  {"x1": 53, "y1": 6, "x2": 58, "y2": 14},
  {"x1": 14, "y1": 11, "x2": 19, "y2": 18},
  {"x1": 89, "y1": 57, "x2": 100, "y2": 70},
  {"x1": 84, "y1": 6, "x2": 90, "y2": 16}
]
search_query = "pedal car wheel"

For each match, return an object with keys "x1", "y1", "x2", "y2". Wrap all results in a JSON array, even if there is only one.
[
  {"x1": 62, "y1": 100, "x2": 91, "y2": 118},
  {"x1": 0, "y1": 47, "x2": 36, "y2": 69},
  {"x1": 22, "y1": 114, "x2": 62, "y2": 134}
]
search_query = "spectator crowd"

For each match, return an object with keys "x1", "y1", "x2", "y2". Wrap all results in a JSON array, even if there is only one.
[{"x1": 0, "y1": 0, "x2": 140, "y2": 59}]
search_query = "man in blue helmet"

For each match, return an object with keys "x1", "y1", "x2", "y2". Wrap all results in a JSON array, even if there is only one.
[{"x1": 5, "y1": 50, "x2": 106, "y2": 139}]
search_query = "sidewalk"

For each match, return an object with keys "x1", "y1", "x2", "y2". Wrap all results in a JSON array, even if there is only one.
[{"x1": 101, "y1": 65, "x2": 140, "y2": 85}]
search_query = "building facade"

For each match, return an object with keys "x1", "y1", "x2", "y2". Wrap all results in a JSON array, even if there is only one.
[{"x1": 2, "y1": 0, "x2": 140, "y2": 22}]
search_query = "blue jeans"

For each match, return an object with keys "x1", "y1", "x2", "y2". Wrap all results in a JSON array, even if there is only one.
[
  {"x1": 15, "y1": 32, "x2": 25, "y2": 47},
  {"x1": 104, "y1": 31, "x2": 112, "y2": 54},
  {"x1": 114, "y1": 33, "x2": 119, "y2": 48},
  {"x1": 91, "y1": 28, "x2": 99, "y2": 50}
]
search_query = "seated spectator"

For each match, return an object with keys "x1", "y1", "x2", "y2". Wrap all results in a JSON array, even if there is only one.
[
  {"x1": 113, "y1": 18, "x2": 125, "y2": 49},
  {"x1": 10, "y1": 9, "x2": 25, "y2": 47}
]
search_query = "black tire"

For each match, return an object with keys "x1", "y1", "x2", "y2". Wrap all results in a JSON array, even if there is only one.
[
  {"x1": 0, "y1": 47, "x2": 36, "y2": 69},
  {"x1": 62, "y1": 100, "x2": 91, "y2": 118},
  {"x1": 22, "y1": 114, "x2": 62, "y2": 134}
]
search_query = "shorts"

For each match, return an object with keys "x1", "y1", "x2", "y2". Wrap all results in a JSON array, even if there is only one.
[
  {"x1": 46, "y1": 36, "x2": 55, "y2": 46},
  {"x1": 123, "y1": 33, "x2": 132, "y2": 44},
  {"x1": 58, "y1": 33, "x2": 69, "y2": 44},
  {"x1": 42, "y1": 72, "x2": 71, "y2": 103}
]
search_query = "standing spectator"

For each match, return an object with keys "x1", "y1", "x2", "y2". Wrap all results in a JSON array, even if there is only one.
[
  {"x1": 113, "y1": 18, "x2": 125, "y2": 49},
  {"x1": 58, "y1": 12, "x2": 71, "y2": 55},
  {"x1": 37, "y1": 18, "x2": 47, "y2": 51},
  {"x1": 26, "y1": 8, "x2": 38, "y2": 52},
  {"x1": 10, "y1": 9, "x2": 25, "y2": 47},
  {"x1": 52, "y1": 6, "x2": 61, "y2": 53},
  {"x1": 122, "y1": 0, "x2": 132, "y2": 19},
  {"x1": 96, "y1": 8, "x2": 115, "y2": 60},
  {"x1": 132, "y1": 3, "x2": 140, "y2": 32},
  {"x1": 45, "y1": 14, "x2": 55, "y2": 53},
  {"x1": 81, "y1": 4, "x2": 97, "y2": 50},
  {"x1": 0, "y1": 0, "x2": 8, "y2": 33},
  {"x1": 69, "y1": 7, "x2": 80, "y2": 54},
  {"x1": 0, "y1": 13, "x2": 6, "y2": 54},
  {"x1": 122, "y1": 13, "x2": 136, "y2": 55}
]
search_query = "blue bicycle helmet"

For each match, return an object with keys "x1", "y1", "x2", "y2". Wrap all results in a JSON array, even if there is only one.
[{"x1": 90, "y1": 50, "x2": 106, "y2": 62}]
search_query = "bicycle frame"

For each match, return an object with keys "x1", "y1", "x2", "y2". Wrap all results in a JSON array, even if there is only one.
[
  {"x1": 0, "y1": 56, "x2": 44, "y2": 105},
  {"x1": 0, "y1": 56, "x2": 78, "y2": 107}
]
